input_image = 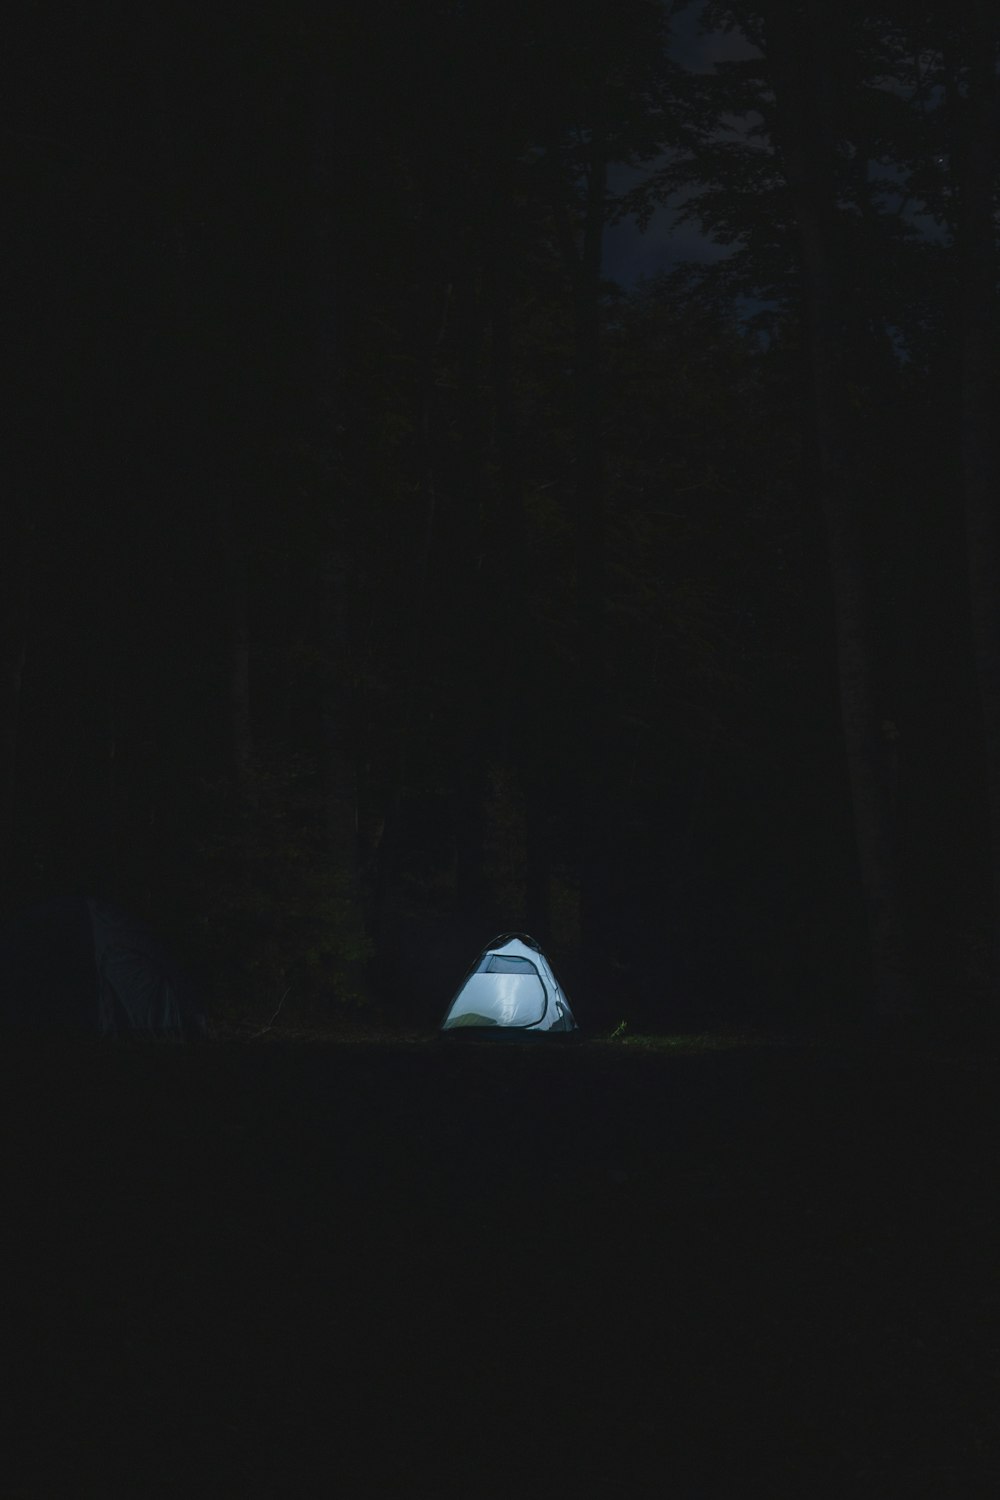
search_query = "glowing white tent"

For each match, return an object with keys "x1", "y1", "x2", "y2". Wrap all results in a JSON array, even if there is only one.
[{"x1": 440, "y1": 933, "x2": 578, "y2": 1036}]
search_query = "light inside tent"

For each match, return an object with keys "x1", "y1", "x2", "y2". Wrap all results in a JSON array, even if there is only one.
[{"x1": 444, "y1": 971, "x2": 547, "y2": 1028}]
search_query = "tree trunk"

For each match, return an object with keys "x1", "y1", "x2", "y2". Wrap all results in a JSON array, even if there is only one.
[
  {"x1": 219, "y1": 495, "x2": 254, "y2": 800},
  {"x1": 487, "y1": 158, "x2": 547, "y2": 936},
  {"x1": 370, "y1": 280, "x2": 453, "y2": 984},
  {"x1": 570, "y1": 127, "x2": 613, "y2": 1006},
  {"x1": 545, "y1": 118, "x2": 612, "y2": 989},
  {"x1": 0, "y1": 504, "x2": 31, "y2": 910},
  {"x1": 523, "y1": 776, "x2": 553, "y2": 946},
  {"x1": 447, "y1": 253, "x2": 493, "y2": 930},
  {"x1": 318, "y1": 542, "x2": 369, "y2": 1001},
  {"x1": 309, "y1": 63, "x2": 372, "y2": 994},
  {"x1": 958, "y1": 3, "x2": 1000, "y2": 1011},
  {"x1": 764, "y1": 0, "x2": 914, "y2": 1021}
]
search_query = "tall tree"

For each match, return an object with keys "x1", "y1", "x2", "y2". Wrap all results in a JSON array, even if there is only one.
[
  {"x1": 0, "y1": 504, "x2": 31, "y2": 911},
  {"x1": 956, "y1": 0, "x2": 1000, "y2": 1011},
  {"x1": 760, "y1": 0, "x2": 914, "y2": 1019},
  {"x1": 631, "y1": 0, "x2": 933, "y2": 1020},
  {"x1": 532, "y1": 0, "x2": 676, "y2": 1005}
]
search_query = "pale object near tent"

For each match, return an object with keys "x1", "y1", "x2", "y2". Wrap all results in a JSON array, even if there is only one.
[
  {"x1": 440, "y1": 933, "x2": 578, "y2": 1037},
  {"x1": 0, "y1": 897, "x2": 205, "y2": 1040}
]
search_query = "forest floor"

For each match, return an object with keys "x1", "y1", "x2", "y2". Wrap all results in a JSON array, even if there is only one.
[{"x1": 3, "y1": 1027, "x2": 999, "y2": 1498}]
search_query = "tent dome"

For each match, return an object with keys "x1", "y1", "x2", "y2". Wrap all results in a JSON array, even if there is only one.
[{"x1": 441, "y1": 933, "x2": 578, "y2": 1037}]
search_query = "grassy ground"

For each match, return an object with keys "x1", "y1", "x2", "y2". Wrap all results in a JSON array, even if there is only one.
[{"x1": 2, "y1": 1029, "x2": 999, "y2": 1497}]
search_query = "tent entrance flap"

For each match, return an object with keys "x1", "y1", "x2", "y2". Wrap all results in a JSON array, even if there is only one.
[{"x1": 447, "y1": 972, "x2": 547, "y2": 1028}]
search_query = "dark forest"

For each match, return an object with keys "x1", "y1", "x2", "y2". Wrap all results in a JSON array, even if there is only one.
[
  {"x1": 5, "y1": 0, "x2": 1000, "y2": 1036},
  {"x1": 5, "y1": 6, "x2": 1000, "y2": 1495}
]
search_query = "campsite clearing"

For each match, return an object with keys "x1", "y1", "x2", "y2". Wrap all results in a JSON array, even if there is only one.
[{"x1": 3, "y1": 1033, "x2": 998, "y2": 1496}]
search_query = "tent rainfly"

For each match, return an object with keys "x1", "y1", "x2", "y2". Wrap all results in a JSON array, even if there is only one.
[
  {"x1": 0, "y1": 897, "x2": 205, "y2": 1040},
  {"x1": 440, "y1": 933, "x2": 578, "y2": 1037}
]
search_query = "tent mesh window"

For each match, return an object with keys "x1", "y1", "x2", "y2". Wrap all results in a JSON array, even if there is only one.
[{"x1": 481, "y1": 956, "x2": 540, "y2": 976}]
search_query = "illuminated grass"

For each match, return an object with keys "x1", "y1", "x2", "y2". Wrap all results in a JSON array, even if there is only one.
[{"x1": 595, "y1": 1026, "x2": 791, "y2": 1053}]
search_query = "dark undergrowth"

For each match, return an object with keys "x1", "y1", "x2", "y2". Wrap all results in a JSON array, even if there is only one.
[{"x1": 2, "y1": 1028, "x2": 998, "y2": 1497}]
